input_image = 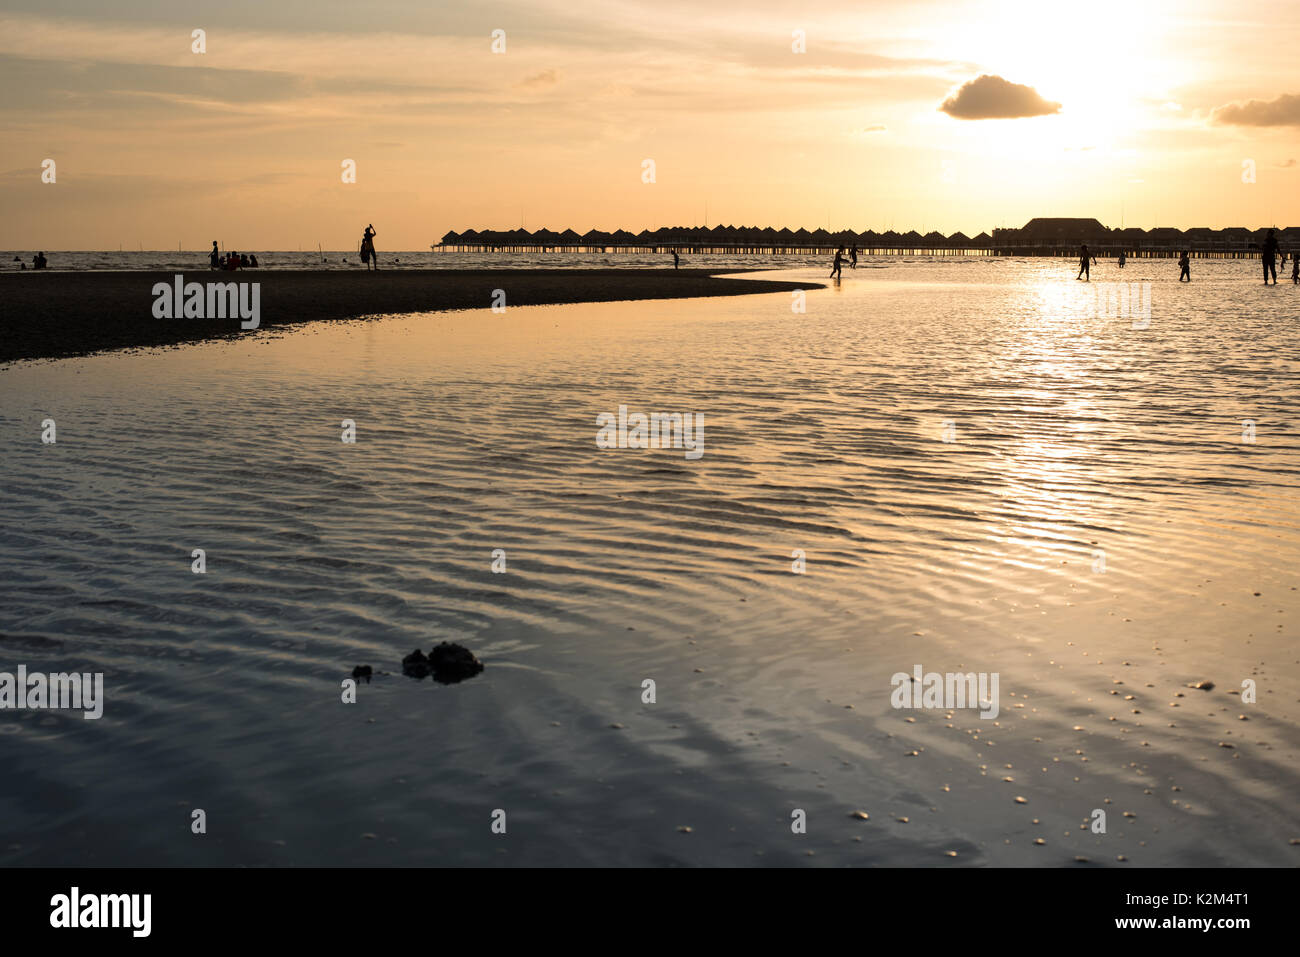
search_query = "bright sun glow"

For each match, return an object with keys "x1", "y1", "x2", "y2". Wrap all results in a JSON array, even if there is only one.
[{"x1": 927, "y1": 0, "x2": 1173, "y2": 151}]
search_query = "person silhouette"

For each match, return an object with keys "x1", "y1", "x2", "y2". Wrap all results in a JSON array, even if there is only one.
[
  {"x1": 672, "y1": 249, "x2": 680, "y2": 269},
  {"x1": 209, "y1": 241, "x2": 220, "y2": 270},
  {"x1": 1118, "y1": 250, "x2": 1126, "y2": 269},
  {"x1": 1262, "y1": 229, "x2": 1279, "y2": 284},
  {"x1": 1292, "y1": 257, "x2": 1299, "y2": 284},
  {"x1": 1178, "y1": 250, "x2": 1191, "y2": 282},
  {"x1": 849, "y1": 245, "x2": 858, "y2": 269},
  {"x1": 829, "y1": 246, "x2": 844, "y2": 279},
  {"x1": 361, "y1": 224, "x2": 378, "y2": 271},
  {"x1": 32, "y1": 252, "x2": 47, "y2": 270},
  {"x1": 1076, "y1": 244, "x2": 1096, "y2": 281}
]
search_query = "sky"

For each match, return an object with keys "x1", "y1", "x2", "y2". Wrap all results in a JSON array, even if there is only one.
[{"x1": 2, "y1": 0, "x2": 1298, "y2": 249}]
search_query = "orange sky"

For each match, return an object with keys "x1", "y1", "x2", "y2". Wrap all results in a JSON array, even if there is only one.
[{"x1": 2, "y1": 0, "x2": 1298, "y2": 249}]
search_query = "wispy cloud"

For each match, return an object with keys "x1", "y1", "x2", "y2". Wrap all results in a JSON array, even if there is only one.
[
  {"x1": 520, "y1": 69, "x2": 560, "y2": 88},
  {"x1": 1212, "y1": 92, "x2": 1300, "y2": 127}
]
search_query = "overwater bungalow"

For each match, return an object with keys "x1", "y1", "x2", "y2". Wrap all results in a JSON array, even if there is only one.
[{"x1": 432, "y1": 218, "x2": 1287, "y2": 258}]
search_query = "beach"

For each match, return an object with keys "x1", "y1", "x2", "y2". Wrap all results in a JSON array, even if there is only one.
[
  {"x1": 0, "y1": 268, "x2": 813, "y2": 364},
  {"x1": 1, "y1": 259, "x2": 1297, "y2": 866}
]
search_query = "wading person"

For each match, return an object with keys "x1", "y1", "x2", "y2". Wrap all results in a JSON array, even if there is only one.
[
  {"x1": 1262, "y1": 228, "x2": 1279, "y2": 285},
  {"x1": 1076, "y1": 244, "x2": 1096, "y2": 281},
  {"x1": 1178, "y1": 250, "x2": 1191, "y2": 282}
]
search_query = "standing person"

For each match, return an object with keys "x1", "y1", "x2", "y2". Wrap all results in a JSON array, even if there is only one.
[
  {"x1": 1262, "y1": 228, "x2": 1279, "y2": 285},
  {"x1": 1178, "y1": 250, "x2": 1191, "y2": 282},
  {"x1": 1292, "y1": 257, "x2": 1298, "y2": 284},
  {"x1": 829, "y1": 246, "x2": 845, "y2": 280},
  {"x1": 1076, "y1": 244, "x2": 1096, "y2": 281},
  {"x1": 849, "y1": 244, "x2": 858, "y2": 269},
  {"x1": 209, "y1": 241, "x2": 220, "y2": 270},
  {"x1": 1118, "y1": 250, "x2": 1126, "y2": 268},
  {"x1": 361, "y1": 224, "x2": 378, "y2": 272},
  {"x1": 672, "y1": 249, "x2": 680, "y2": 269}
]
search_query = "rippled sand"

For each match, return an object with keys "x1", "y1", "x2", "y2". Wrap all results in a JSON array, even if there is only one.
[{"x1": 1, "y1": 259, "x2": 1297, "y2": 866}]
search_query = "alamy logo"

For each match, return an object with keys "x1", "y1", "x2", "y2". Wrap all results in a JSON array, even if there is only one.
[
  {"x1": 152, "y1": 274, "x2": 260, "y2": 329},
  {"x1": 1092, "y1": 282, "x2": 1151, "y2": 329},
  {"x1": 890, "y1": 664, "x2": 999, "y2": 719},
  {"x1": 0, "y1": 666, "x2": 104, "y2": 719},
  {"x1": 596, "y1": 405, "x2": 704, "y2": 460},
  {"x1": 50, "y1": 887, "x2": 150, "y2": 937}
]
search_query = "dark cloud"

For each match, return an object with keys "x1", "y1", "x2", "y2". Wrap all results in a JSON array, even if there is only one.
[
  {"x1": 1212, "y1": 93, "x2": 1300, "y2": 127},
  {"x1": 0, "y1": 53, "x2": 305, "y2": 107},
  {"x1": 940, "y1": 74, "x2": 1060, "y2": 119}
]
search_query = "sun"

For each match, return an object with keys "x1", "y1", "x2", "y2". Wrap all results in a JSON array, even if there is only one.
[{"x1": 929, "y1": 0, "x2": 1174, "y2": 145}]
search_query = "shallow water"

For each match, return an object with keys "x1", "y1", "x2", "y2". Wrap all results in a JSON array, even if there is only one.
[
  {"x1": 0, "y1": 248, "x2": 1223, "y2": 273},
  {"x1": 1, "y1": 259, "x2": 1297, "y2": 866}
]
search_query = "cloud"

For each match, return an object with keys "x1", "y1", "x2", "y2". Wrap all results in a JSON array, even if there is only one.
[
  {"x1": 520, "y1": 69, "x2": 560, "y2": 88},
  {"x1": 863, "y1": 125, "x2": 887, "y2": 132},
  {"x1": 939, "y1": 74, "x2": 1060, "y2": 120},
  {"x1": 1279, "y1": 158, "x2": 1297, "y2": 168},
  {"x1": 1212, "y1": 93, "x2": 1300, "y2": 127}
]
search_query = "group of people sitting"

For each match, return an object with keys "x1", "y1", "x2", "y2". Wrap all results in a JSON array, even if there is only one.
[
  {"x1": 209, "y1": 241, "x2": 258, "y2": 270},
  {"x1": 12, "y1": 252, "x2": 48, "y2": 270}
]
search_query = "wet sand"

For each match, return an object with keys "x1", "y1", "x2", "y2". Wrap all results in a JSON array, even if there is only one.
[{"x1": 0, "y1": 268, "x2": 814, "y2": 364}]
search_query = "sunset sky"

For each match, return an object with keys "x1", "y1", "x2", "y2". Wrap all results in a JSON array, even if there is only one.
[{"x1": 2, "y1": 0, "x2": 1298, "y2": 249}]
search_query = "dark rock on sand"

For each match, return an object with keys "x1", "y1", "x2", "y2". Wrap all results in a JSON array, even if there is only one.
[
  {"x1": 429, "y1": 642, "x2": 485, "y2": 683},
  {"x1": 401, "y1": 648, "x2": 431, "y2": 679},
  {"x1": 401, "y1": 643, "x2": 484, "y2": 683}
]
